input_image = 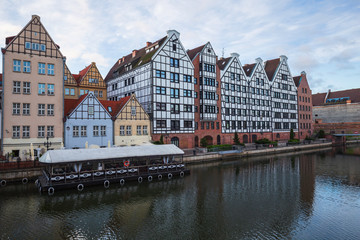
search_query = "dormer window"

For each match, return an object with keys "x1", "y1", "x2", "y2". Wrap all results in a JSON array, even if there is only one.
[{"x1": 108, "y1": 107, "x2": 112, "y2": 112}]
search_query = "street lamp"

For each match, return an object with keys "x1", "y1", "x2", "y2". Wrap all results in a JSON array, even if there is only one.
[{"x1": 44, "y1": 135, "x2": 52, "y2": 151}]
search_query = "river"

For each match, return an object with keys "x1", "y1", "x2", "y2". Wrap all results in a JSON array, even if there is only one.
[{"x1": 1, "y1": 145, "x2": 360, "y2": 239}]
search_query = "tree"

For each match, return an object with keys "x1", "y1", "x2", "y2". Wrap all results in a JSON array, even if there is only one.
[
  {"x1": 318, "y1": 130, "x2": 325, "y2": 138},
  {"x1": 290, "y1": 128, "x2": 295, "y2": 140},
  {"x1": 159, "y1": 135, "x2": 164, "y2": 144},
  {"x1": 233, "y1": 132, "x2": 241, "y2": 145},
  {"x1": 200, "y1": 137, "x2": 208, "y2": 147}
]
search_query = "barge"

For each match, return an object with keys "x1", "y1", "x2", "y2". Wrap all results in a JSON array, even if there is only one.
[{"x1": 36, "y1": 144, "x2": 189, "y2": 194}]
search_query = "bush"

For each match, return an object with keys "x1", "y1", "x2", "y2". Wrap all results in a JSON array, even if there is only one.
[
  {"x1": 200, "y1": 137, "x2": 208, "y2": 147},
  {"x1": 255, "y1": 138, "x2": 271, "y2": 144},
  {"x1": 159, "y1": 135, "x2": 164, "y2": 144},
  {"x1": 207, "y1": 144, "x2": 233, "y2": 151},
  {"x1": 290, "y1": 128, "x2": 295, "y2": 140},
  {"x1": 305, "y1": 136, "x2": 314, "y2": 141},
  {"x1": 318, "y1": 130, "x2": 325, "y2": 138},
  {"x1": 233, "y1": 132, "x2": 241, "y2": 145},
  {"x1": 153, "y1": 141, "x2": 162, "y2": 145},
  {"x1": 288, "y1": 139, "x2": 300, "y2": 144}
]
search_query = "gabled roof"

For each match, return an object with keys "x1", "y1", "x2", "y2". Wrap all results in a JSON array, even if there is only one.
[
  {"x1": 100, "y1": 96, "x2": 131, "y2": 118},
  {"x1": 187, "y1": 44, "x2": 205, "y2": 61},
  {"x1": 217, "y1": 57, "x2": 232, "y2": 70},
  {"x1": 293, "y1": 75, "x2": 301, "y2": 87},
  {"x1": 243, "y1": 63, "x2": 256, "y2": 77},
  {"x1": 312, "y1": 93, "x2": 327, "y2": 106},
  {"x1": 313, "y1": 88, "x2": 360, "y2": 106},
  {"x1": 73, "y1": 63, "x2": 92, "y2": 84},
  {"x1": 64, "y1": 94, "x2": 88, "y2": 117},
  {"x1": 104, "y1": 36, "x2": 167, "y2": 82},
  {"x1": 264, "y1": 58, "x2": 280, "y2": 81}
]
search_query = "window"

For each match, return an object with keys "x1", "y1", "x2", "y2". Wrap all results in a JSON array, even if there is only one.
[
  {"x1": 172, "y1": 43, "x2": 177, "y2": 51},
  {"x1": 89, "y1": 78, "x2": 98, "y2": 83},
  {"x1": 184, "y1": 105, "x2": 192, "y2": 112},
  {"x1": 65, "y1": 88, "x2": 70, "y2": 95},
  {"x1": 143, "y1": 125, "x2": 148, "y2": 135},
  {"x1": 23, "y1": 103, "x2": 30, "y2": 115},
  {"x1": 13, "y1": 103, "x2": 20, "y2": 115},
  {"x1": 22, "y1": 126, "x2": 30, "y2": 138},
  {"x1": 101, "y1": 126, "x2": 106, "y2": 136},
  {"x1": 170, "y1": 88, "x2": 179, "y2": 98},
  {"x1": 47, "y1": 84, "x2": 54, "y2": 95},
  {"x1": 13, "y1": 81, "x2": 21, "y2": 93},
  {"x1": 38, "y1": 126, "x2": 45, "y2": 138},
  {"x1": 41, "y1": 44, "x2": 46, "y2": 51},
  {"x1": 13, "y1": 60, "x2": 21, "y2": 72},
  {"x1": 48, "y1": 64, "x2": 54, "y2": 75},
  {"x1": 99, "y1": 91, "x2": 103, "y2": 98},
  {"x1": 156, "y1": 86, "x2": 166, "y2": 95},
  {"x1": 88, "y1": 106, "x2": 94, "y2": 115},
  {"x1": 32, "y1": 43, "x2": 39, "y2": 50},
  {"x1": 81, "y1": 126, "x2": 87, "y2": 137},
  {"x1": 38, "y1": 63, "x2": 45, "y2": 74},
  {"x1": 183, "y1": 90, "x2": 192, "y2": 97},
  {"x1": 153, "y1": 103, "x2": 165, "y2": 112},
  {"x1": 126, "y1": 126, "x2": 132, "y2": 135},
  {"x1": 131, "y1": 106, "x2": 136, "y2": 116},
  {"x1": 13, "y1": 126, "x2": 20, "y2": 138},
  {"x1": 170, "y1": 73, "x2": 179, "y2": 83},
  {"x1": 38, "y1": 104, "x2": 45, "y2": 115},
  {"x1": 170, "y1": 58, "x2": 179, "y2": 67},
  {"x1": 171, "y1": 120, "x2": 180, "y2": 130},
  {"x1": 184, "y1": 121, "x2": 192, "y2": 128},
  {"x1": 275, "y1": 122, "x2": 282, "y2": 129},
  {"x1": 38, "y1": 83, "x2": 46, "y2": 95},
  {"x1": 93, "y1": 126, "x2": 99, "y2": 136},
  {"x1": 184, "y1": 75, "x2": 192, "y2": 83},
  {"x1": 73, "y1": 126, "x2": 79, "y2": 137},
  {"x1": 156, "y1": 120, "x2": 166, "y2": 128},
  {"x1": 47, "y1": 104, "x2": 54, "y2": 116},
  {"x1": 120, "y1": 126, "x2": 125, "y2": 136},
  {"x1": 283, "y1": 122, "x2": 289, "y2": 129},
  {"x1": 155, "y1": 70, "x2": 166, "y2": 78},
  {"x1": 47, "y1": 126, "x2": 54, "y2": 137},
  {"x1": 70, "y1": 88, "x2": 75, "y2": 96},
  {"x1": 171, "y1": 104, "x2": 180, "y2": 114},
  {"x1": 137, "y1": 126, "x2": 142, "y2": 135},
  {"x1": 291, "y1": 123, "x2": 297, "y2": 129},
  {"x1": 23, "y1": 61, "x2": 31, "y2": 73},
  {"x1": 25, "y1": 42, "x2": 31, "y2": 49}
]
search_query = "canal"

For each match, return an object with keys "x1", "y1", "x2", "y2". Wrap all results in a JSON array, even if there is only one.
[{"x1": 1, "y1": 145, "x2": 360, "y2": 239}]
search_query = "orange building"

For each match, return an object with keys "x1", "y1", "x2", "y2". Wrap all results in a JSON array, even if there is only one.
[{"x1": 64, "y1": 62, "x2": 106, "y2": 100}]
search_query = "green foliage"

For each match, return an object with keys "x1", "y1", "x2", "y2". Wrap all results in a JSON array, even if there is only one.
[
  {"x1": 305, "y1": 136, "x2": 314, "y2": 140},
  {"x1": 288, "y1": 139, "x2": 300, "y2": 144},
  {"x1": 159, "y1": 135, "x2": 164, "y2": 144},
  {"x1": 233, "y1": 132, "x2": 241, "y2": 145},
  {"x1": 200, "y1": 137, "x2": 208, "y2": 147},
  {"x1": 318, "y1": 130, "x2": 325, "y2": 138},
  {"x1": 207, "y1": 144, "x2": 233, "y2": 151},
  {"x1": 290, "y1": 128, "x2": 295, "y2": 140},
  {"x1": 255, "y1": 138, "x2": 278, "y2": 146},
  {"x1": 153, "y1": 141, "x2": 162, "y2": 145}
]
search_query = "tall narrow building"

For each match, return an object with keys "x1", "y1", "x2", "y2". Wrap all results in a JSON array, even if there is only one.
[{"x1": 1, "y1": 15, "x2": 65, "y2": 159}]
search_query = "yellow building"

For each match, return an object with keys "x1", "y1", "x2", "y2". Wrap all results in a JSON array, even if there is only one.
[
  {"x1": 64, "y1": 62, "x2": 106, "y2": 100},
  {"x1": 101, "y1": 94, "x2": 151, "y2": 146}
]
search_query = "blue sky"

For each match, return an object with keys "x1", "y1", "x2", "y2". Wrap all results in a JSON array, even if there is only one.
[{"x1": 1, "y1": 0, "x2": 359, "y2": 94}]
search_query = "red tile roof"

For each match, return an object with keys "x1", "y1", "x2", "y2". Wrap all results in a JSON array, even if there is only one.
[
  {"x1": 64, "y1": 94, "x2": 88, "y2": 117},
  {"x1": 217, "y1": 57, "x2": 232, "y2": 70},
  {"x1": 264, "y1": 58, "x2": 280, "y2": 81},
  {"x1": 105, "y1": 36, "x2": 167, "y2": 82},
  {"x1": 312, "y1": 93, "x2": 327, "y2": 106},
  {"x1": 5, "y1": 36, "x2": 15, "y2": 45},
  {"x1": 313, "y1": 88, "x2": 360, "y2": 106},
  {"x1": 293, "y1": 75, "x2": 301, "y2": 87},
  {"x1": 187, "y1": 44, "x2": 205, "y2": 61},
  {"x1": 243, "y1": 63, "x2": 256, "y2": 77},
  {"x1": 100, "y1": 96, "x2": 131, "y2": 118}
]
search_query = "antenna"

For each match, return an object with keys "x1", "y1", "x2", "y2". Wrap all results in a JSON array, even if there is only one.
[{"x1": 222, "y1": 48, "x2": 225, "y2": 58}]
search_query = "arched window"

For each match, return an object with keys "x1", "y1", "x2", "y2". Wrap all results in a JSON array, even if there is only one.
[{"x1": 171, "y1": 137, "x2": 179, "y2": 147}]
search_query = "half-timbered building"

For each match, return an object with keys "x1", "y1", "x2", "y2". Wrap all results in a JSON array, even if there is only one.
[
  {"x1": 105, "y1": 30, "x2": 195, "y2": 148},
  {"x1": 64, "y1": 92, "x2": 113, "y2": 149},
  {"x1": 1, "y1": 15, "x2": 65, "y2": 159}
]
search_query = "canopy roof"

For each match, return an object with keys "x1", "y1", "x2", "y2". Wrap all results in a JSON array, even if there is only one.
[{"x1": 40, "y1": 144, "x2": 184, "y2": 164}]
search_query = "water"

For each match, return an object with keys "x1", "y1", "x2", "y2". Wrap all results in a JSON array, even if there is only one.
[{"x1": 1, "y1": 145, "x2": 360, "y2": 239}]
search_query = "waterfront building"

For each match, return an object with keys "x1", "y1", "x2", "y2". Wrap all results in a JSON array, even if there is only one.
[
  {"x1": 187, "y1": 43, "x2": 222, "y2": 146},
  {"x1": 264, "y1": 56, "x2": 298, "y2": 141},
  {"x1": 312, "y1": 88, "x2": 360, "y2": 135},
  {"x1": 293, "y1": 71, "x2": 313, "y2": 139},
  {"x1": 64, "y1": 92, "x2": 113, "y2": 149},
  {"x1": 64, "y1": 62, "x2": 106, "y2": 100},
  {"x1": 105, "y1": 30, "x2": 195, "y2": 148},
  {"x1": 100, "y1": 94, "x2": 151, "y2": 146},
  {"x1": 1, "y1": 15, "x2": 65, "y2": 159}
]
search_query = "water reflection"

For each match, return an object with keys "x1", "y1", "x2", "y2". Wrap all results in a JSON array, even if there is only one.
[{"x1": 1, "y1": 146, "x2": 360, "y2": 239}]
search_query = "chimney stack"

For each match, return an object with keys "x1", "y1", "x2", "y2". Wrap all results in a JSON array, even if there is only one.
[
  {"x1": 146, "y1": 41, "x2": 152, "y2": 47},
  {"x1": 132, "y1": 50, "x2": 138, "y2": 58}
]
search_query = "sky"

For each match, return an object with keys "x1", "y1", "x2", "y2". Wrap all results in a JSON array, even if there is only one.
[{"x1": 0, "y1": 0, "x2": 359, "y2": 94}]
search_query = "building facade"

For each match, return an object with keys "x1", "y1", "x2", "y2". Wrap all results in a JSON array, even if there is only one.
[
  {"x1": 1, "y1": 15, "x2": 64, "y2": 159},
  {"x1": 294, "y1": 71, "x2": 313, "y2": 139}
]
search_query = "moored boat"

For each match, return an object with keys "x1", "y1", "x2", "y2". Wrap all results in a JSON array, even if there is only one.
[{"x1": 36, "y1": 144, "x2": 189, "y2": 195}]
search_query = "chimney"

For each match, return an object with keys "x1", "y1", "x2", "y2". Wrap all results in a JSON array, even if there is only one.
[
  {"x1": 230, "y1": 52, "x2": 239, "y2": 58},
  {"x1": 301, "y1": 71, "x2": 306, "y2": 76},
  {"x1": 146, "y1": 41, "x2": 152, "y2": 47},
  {"x1": 280, "y1": 55, "x2": 288, "y2": 61},
  {"x1": 132, "y1": 50, "x2": 138, "y2": 58}
]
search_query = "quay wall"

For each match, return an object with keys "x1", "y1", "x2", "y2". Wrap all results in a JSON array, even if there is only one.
[{"x1": 0, "y1": 168, "x2": 42, "y2": 183}]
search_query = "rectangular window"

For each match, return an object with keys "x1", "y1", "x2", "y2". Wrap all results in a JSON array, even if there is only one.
[
  {"x1": 171, "y1": 104, "x2": 180, "y2": 114},
  {"x1": 183, "y1": 90, "x2": 192, "y2": 97},
  {"x1": 155, "y1": 70, "x2": 166, "y2": 78},
  {"x1": 25, "y1": 42, "x2": 31, "y2": 49},
  {"x1": 32, "y1": 43, "x2": 39, "y2": 50},
  {"x1": 184, "y1": 75, "x2": 192, "y2": 83},
  {"x1": 38, "y1": 104, "x2": 45, "y2": 115},
  {"x1": 170, "y1": 88, "x2": 179, "y2": 98},
  {"x1": 81, "y1": 126, "x2": 87, "y2": 137},
  {"x1": 38, "y1": 126, "x2": 45, "y2": 138},
  {"x1": 12, "y1": 81, "x2": 21, "y2": 94},
  {"x1": 13, "y1": 103, "x2": 20, "y2": 115},
  {"x1": 70, "y1": 88, "x2": 75, "y2": 96},
  {"x1": 65, "y1": 88, "x2": 70, "y2": 95},
  {"x1": 88, "y1": 106, "x2": 94, "y2": 115},
  {"x1": 47, "y1": 126, "x2": 54, "y2": 137},
  {"x1": 41, "y1": 44, "x2": 46, "y2": 51},
  {"x1": 119, "y1": 126, "x2": 125, "y2": 136},
  {"x1": 291, "y1": 123, "x2": 297, "y2": 129},
  {"x1": 184, "y1": 121, "x2": 192, "y2": 128},
  {"x1": 126, "y1": 126, "x2": 132, "y2": 135},
  {"x1": 38, "y1": 83, "x2": 45, "y2": 95},
  {"x1": 13, "y1": 60, "x2": 21, "y2": 72},
  {"x1": 23, "y1": 103, "x2": 30, "y2": 115},
  {"x1": 156, "y1": 120, "x2": 166, "y2": 128},
  {"x1": 156, "y1": 86, "x2": 166, "y2": 95},
  {"x1": 13, "y1": 126, "x2": 20, "y2": 138},
  {"x1": 73, "y1": 126, "x2": 79, "y2": 137},
  {"x1": 99, "y1": 91, "x2": 103, "y2": 98},
  {"x1": 93, "y1": 126, "x2": 99, "y2": 136},
  {"x1": 143, "y1": 125, "x2": 148, "y2": 135},
  {"x1": 137, "y1": 125, "x2": 142, "y2": 135},
  {"x1": 22, "y1": 82, "x2": 31, "y2": 94},
  {"x1": 22, "y1": 126, "x2": 30, "y2": 138},
  {"x1": 184, "y1": 105, "x2": 192, "y2": 112},
  {"x1": 156, "y1": 103, "x2": 166, "y2": 111},
  {"x1": 216, "y1": 122, "x2": 220, "y2": 130},
  {"x1": 47, "y1": 104, "x2": 54, "y2": 116},
  {"x1": 170, "y1": 58, "x2": 179, "y2": 67},
  {"x1": 23, "y1": 61, "x2": 31, "y2": 73},
  {"x1": 47, "y1": 64, "x2": 54, "y2": 75},
  {"x1": 101, "y1": 126, "x2": 106, "y2": 136},
  {"x1": 38, "y1": 63, "x2": 45, "y2": 74},
  {"x1": 171, "y1": 120, "x2": 180, "y2": 130},
  {"x1": 131, "y1": 106, "x2": 136, "y2": 116},
  {"x1": 170, "y1": 72, "x2": 179, "y2": 83},
  {"x1": 47, "y1": 84, "x2": 54, "y2": 95}
]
